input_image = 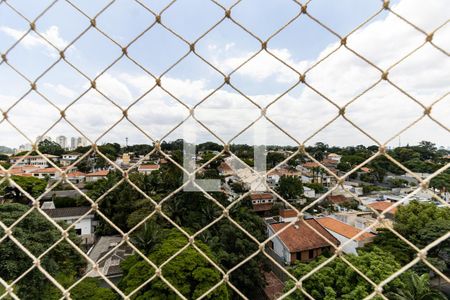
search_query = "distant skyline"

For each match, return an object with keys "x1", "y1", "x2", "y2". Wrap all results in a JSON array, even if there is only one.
[{"x1": 0, "y1": 0, "x2": 448, "y2": 148}]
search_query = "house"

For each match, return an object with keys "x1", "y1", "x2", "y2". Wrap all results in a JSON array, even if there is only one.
[
  {"x1": 61, "y1": 153, "x2": 81, "y2": 166},
  {"x1": 32, "y1": 167, "x2": 62, "y2": 180},
  {"x1": 267, "y1": 219, "x2": 339, "y2": 265},
  {"x1": 0, "y1": 165, "x2": 39, "y2": 177},
  {"x1": 279, "y1": 209, "x2": 298, "y2": 222},
  {"x1": 326, "y1": 195, "x2": 355, "y2": 211},
  {"x1": 303, "y1": 186, "x2": 315, "y2": 198},
  {"x1": 86, "y1": 236, "x2": 133, "y2": 286},
  {"x1": 137, "y1": 164, "x2": 160, "y2": 175},
  {"x1": 327, "y1": 153, "x2": 342, "y2": 163},
  {"x1": 67, "y1": 171, "x2": 86, "y2": 184},
  {"x1": 85, "y1": 170, "x2": 109, "y2": 182},
  {"x1": 42, "y1": 204, "x2": 97, "y2": 244},
  {"x1": 316, "y1": 217, "x2": 375, "y2": 254},
  {"x1": 332, "y1": 211, "x2": 391, "y2": 233},
  {"x1": 250, "y1": 192, "x2": 275, "y2": 213},
  {"x1": 367, "y1": 201, "x2": 397, "y2": 220},
  {"x1": 9, "y1": 154, "x2": 59, "y2": 168}
]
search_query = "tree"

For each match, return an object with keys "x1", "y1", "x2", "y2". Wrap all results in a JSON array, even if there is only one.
[
  {"x1": 0, "y1": 203, "x2": 85, "y2": 299},
  {"x1": 38, "y1": 140, "x2": 64, "y2": 156},
  {"x1": 371, "y1": 201, "x2": 450, "y2": 274},
  {"x1": 0, "y1": 176, "x2": 47, "y2": 204},
  {"x1": 284, "y1": 248, "x2": 405, "y2": 299},
  {"x1": 277, "y1": 175, "x2": 303, "y2": 200},
  {"x1": 41, "y1": 276, "x2": 117, "y2": 300},
  {"x1": 386, "y1": 272, "x2": 446, "y2": 300},
  {"x1": 119, "y1": 229, "x2": 229, "y2": 299}
]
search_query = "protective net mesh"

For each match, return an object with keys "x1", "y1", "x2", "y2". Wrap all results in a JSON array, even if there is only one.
[{"x1": 0, "y1": 0, "x2": 449, "y2": 299}]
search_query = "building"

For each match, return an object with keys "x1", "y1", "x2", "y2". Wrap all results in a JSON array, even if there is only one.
[
  {"x1": 67, "y1": 171, "x2": 86, "y2": 184},
  {"x1": 9, "y1": 154, "x2": 59, "y2": 168},
  {"x1": 327, "y1": 153, "x2": 342, "y2": 163},
  {"x1": 332, "y1": 211, "x2": 392, "y2": 233},
  {"x1": 61, "y1": 153, "x2": 82, "y2": 166},
  {"x1": 42, "y1": 204, "x2": 97, "y2": 244},
  {"x1": 250, "y1": 192, "x2": 275, "y2": 213},
  {"x1": 326, "y1": 195, "x2": 355, "y2": 211},
  {"x1": 0, "y1": 165, "x2": 39, "y2": 177},
  {"x1": 70, "y1": 137, "x2": 77, "y2": 149},
  {"x1": 86, "y1": 236, "x2": 133, "y2": 285},
  {"x1": 367, "y1": 201, "x2": 398, "y2": 220},
  {"x1": 137, "y1": 164, "x2": 160, "y2": 175},
  {"x1": 56, "y1": 135, "x2": 67, "y2": 149},
  {"x1": 77, "y1": 137, "x2": 89, "y2": 148},
  {"x1": 32, "y1": 167, "x2": 62, "y2": 179},
  {"x1": 85, "y1": 170, "x2": 109, "y2": 182},
  {"x1": 267, "y1": 218, "x2": 339, "y2": 265},
  {"x1": 316, "y1": 217, "x2": 375, "y2": 254}
]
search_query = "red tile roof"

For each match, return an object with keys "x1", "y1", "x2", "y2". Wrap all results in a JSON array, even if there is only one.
[
  {"x1": 302, "y1": 162, "x2": 320, "y2": 169},
  {"x1": 86, "y1": 170, "x2": 109, "y2": 177},
  {"x1": 67, "y1": 171, "x2": 86, "y2": 178},
  {"x1": 138, "y1": 164, "x2": 160, "y2": 170},
  {"x1": 327, "y1": 195, "x2": 350, "y2": 204},
  {"x1": 367, "y1": 201, "x2": 398, "y2": 214},
  {"x1": 279, "y1": 209, "x2": 298, "y2": 219},
  {"x1": 250, "y1": 193, "x2": 274, "y2": 200},
  {"x1": 316, "y1": 217, "x2": 375, "y2": 241},
  {"x1": 32, "y1": 168, "x2": 59, "y2": 173},
  {"x1": 270, "y1": 219, "x2": 339, "y2": 252},
  {"x1": 252, "y1": 203, "x2": 274, "y2": 212}
]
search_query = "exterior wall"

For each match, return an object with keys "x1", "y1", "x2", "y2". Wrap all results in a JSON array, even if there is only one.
[
  {"x1": 323, "y1": 230, "x2": 359, "y2": 254},
  {"x1": 268, "y1": 226, "x2": 291, "y2": 265}
]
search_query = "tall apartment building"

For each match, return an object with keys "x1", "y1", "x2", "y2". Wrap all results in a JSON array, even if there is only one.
[{"x1": 56, "y1": 136, "x2": 67, "y2": 149}]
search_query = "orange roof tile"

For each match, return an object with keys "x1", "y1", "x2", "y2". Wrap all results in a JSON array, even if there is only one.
[
  {"x1": 138, "y1": 164, "x2": 160, "y2": 170},
  {"x1": 316, "y1": 217, "x2": 375, "y2": 241},
  {"x1": 33, "y1": 168, "x2": 59, "y2": 173},
  {"x1": 367, "y1": 201, "x2": 398, "y2": 214},
  {"x1": 279, "y1": 209, "x2": 297, "y2": 219},
  {"x1": 302, "y1": 162, "x2": 320, "y2": 169},
  {"x1": 67, "y1": 171, "x2": 86, "y2": 178},
  {"x1": 86, "y1": 170, "x2": 109, "y2": 177},
  {"x1": 270, "y1": 219, "x2": 339, "y2": 252},
  {"x1": 250, "y1": 193, "x2": 274, "y2": 200}
]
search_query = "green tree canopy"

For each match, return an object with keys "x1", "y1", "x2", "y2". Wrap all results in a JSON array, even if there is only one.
[
  {"x1": 0, "y1": 203, "x2": 85, "y2": 299},
  {"x1": 284, "y1": 248, "x2": 406, "y2": 300},
  {"x1": 277, "y1": 175, "x2": 304, "y2": 200},
  {"x1": 119, "y1": 229, "x2": 228, "y2": 299},
  {"x1": 38, "y1": 140, "x2": 64, "y2": 156}
]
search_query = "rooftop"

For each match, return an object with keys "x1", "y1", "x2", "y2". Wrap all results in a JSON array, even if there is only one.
[
  {"x1": 43, "y1": 206, "x2": 92, "y2": 219},
  {"x1": 316, "y1": 217, "x2": 375, "y2": 241},
  {"x1": 270, "y1": 219, "x2": 339, "y2": 252}
]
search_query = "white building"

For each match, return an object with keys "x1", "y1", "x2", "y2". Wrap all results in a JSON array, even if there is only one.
[
  {"x1": 77, "y1": 137, "x2": 89, "y2": 147},
  {"x1": 137, "y1": 164, "x2": 160, "y2": 175},
  {"x1": 9, "y1": 154, "x2": 59, "y2": 168},
  {"x1": 70, "y1": 137, "x2": 77, "y2": 149},
  {"x1": 42, "y1": 204, "x2": 97, "y2": 244},
  {"x1": 56, "y1": 135, "x2": 67, "y2": 149},
  {"x1": 61, "y1": 152, "x2": 81, "y2": 166},
  {"x1": 316, "y1": 217, "x2": 375, "y2": 255}
]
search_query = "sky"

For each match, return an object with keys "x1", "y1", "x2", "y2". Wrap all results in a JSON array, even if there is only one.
[{"x1": 0, "y1": 0, "x2": 449, "y2": 149}]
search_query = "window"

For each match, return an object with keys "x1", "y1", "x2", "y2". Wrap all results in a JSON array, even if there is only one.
[
  {"x1": 75, "y1": 229, "x2": 82, "y2": 235},
  {"x1": 309, "y1": 249, "x2": 314, "y2": 259}
]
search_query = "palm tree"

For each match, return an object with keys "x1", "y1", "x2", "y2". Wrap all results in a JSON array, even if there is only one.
[
  {"x1": 131, "y1": 221, "x2": 162, "y2": 255},
  {"x1": 386, "y1": 272, "x2": 447, "y2": 300}
]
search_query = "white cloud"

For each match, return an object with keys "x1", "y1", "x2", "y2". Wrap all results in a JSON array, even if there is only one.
[
  {"x1": 1, "y1": 0, "x2": 449, "y2": 148},
  {"x1": 0, "y1": 25, "x2": 69, "y2": 56}
]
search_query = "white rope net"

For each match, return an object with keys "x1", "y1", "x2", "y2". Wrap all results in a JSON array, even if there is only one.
[{"x1": 0, "y1": 0, "x2": 448, "y2": 299}]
